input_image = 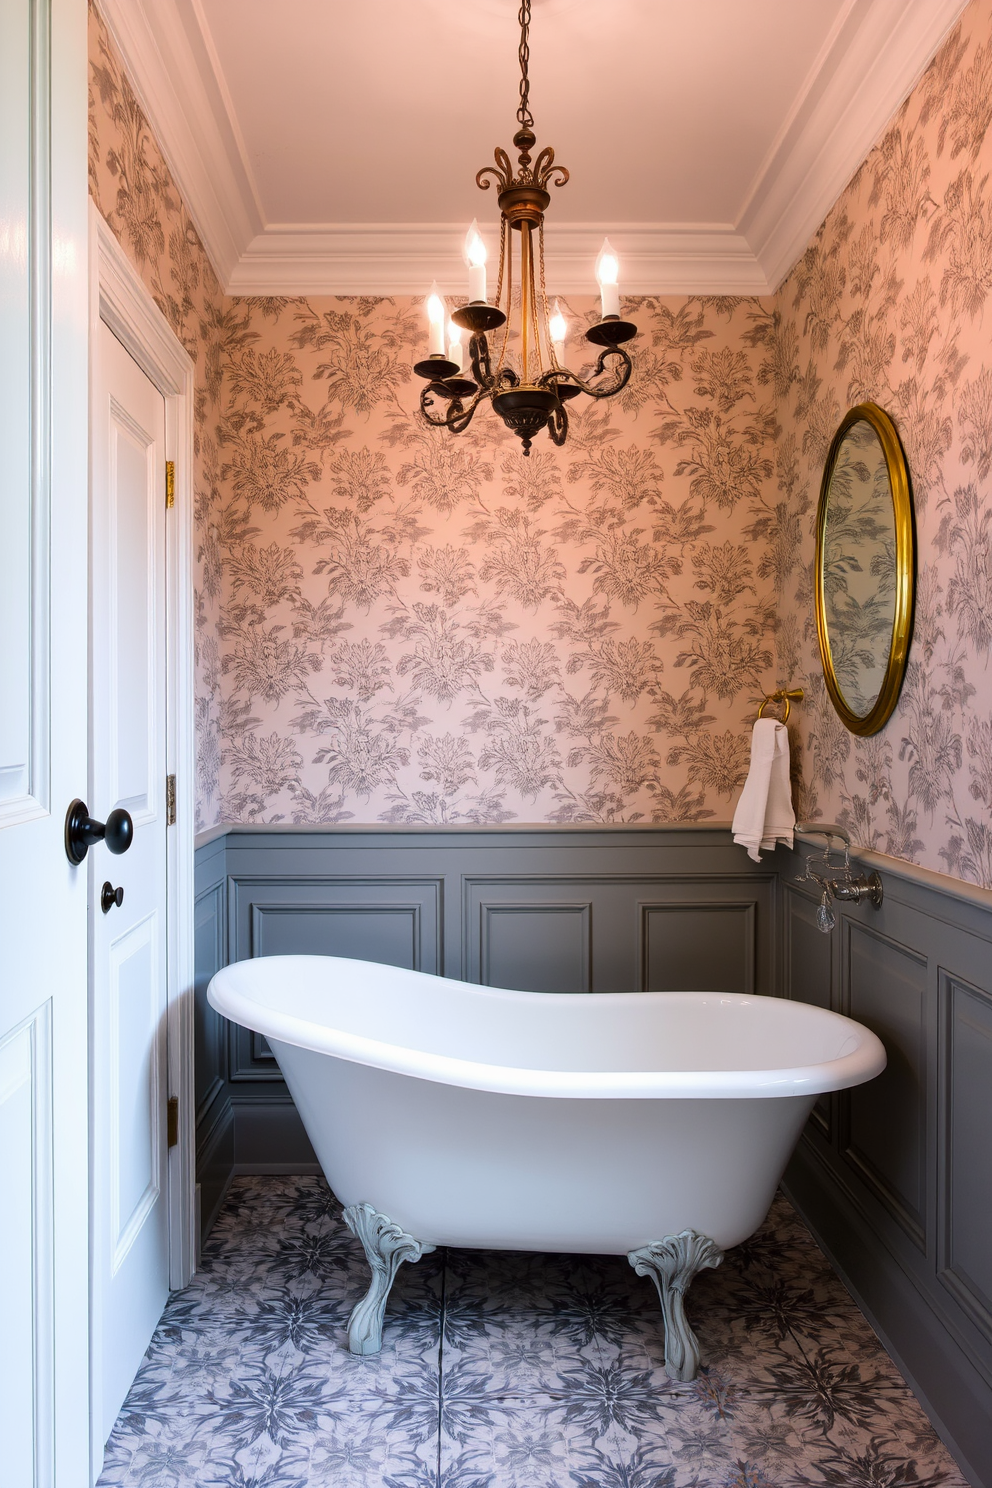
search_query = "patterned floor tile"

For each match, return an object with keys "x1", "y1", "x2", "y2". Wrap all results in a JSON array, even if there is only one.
[{"x1": 98, "y1": 1177, "x2": 970, "y2": 1488}]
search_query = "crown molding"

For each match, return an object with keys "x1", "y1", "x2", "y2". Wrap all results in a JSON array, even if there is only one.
[
  {"x1": 740, "y1": 0, "x2": 971, "y2": 291},
  {"x1": 98, "y1": 0, "x2": 971, "y2": 298},
  {"x1": 95, "y1": 0, "x2": 261, "y2": 287},
  {"x1": 227, "y1": 223, "x2": 770, "y2": 297}
]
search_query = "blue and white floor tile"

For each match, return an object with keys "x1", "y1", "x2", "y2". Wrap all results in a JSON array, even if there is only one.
[{"x1": 98, "y1": 1179, "x2": 969, "y2": 1487}]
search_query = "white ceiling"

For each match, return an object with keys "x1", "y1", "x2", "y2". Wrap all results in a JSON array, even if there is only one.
[{"x1": 98, "y1": 0, "x2": 969, "y2": 295}]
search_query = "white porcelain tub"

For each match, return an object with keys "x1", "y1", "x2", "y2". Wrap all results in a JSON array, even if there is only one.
[{"x1": 208, "y1": 954, "x2": 885, "y2": 1373}]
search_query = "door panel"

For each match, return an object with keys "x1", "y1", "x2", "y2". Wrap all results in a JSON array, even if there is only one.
[
  {"x1": 110, "y1": 914, "x2": 161, "y2": 1263},
  {"x1": 91, "y1": 321, "x2": 170, "y2": 1448},
  {"x1": 108, "y1": 400, "x2": 158, "y2": 818},
  {"x1": 0, "y1": 0, "x2": 90, "y2": 1482}
]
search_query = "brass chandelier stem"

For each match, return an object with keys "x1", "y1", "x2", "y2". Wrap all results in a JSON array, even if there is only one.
[{"x1": 520, "y1": 221, "x2": 533, "y2": 383}]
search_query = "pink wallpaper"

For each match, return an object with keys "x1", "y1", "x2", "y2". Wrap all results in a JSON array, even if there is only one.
[
  {"x1": 89, "y1": 0, "x2": 992, "y2": 886},
  {"x1": 88, "y1": 0, "x2": 225, "y2": 828},
  {"x1": 775, "y1": 0, "x2": 992, "y2": 886},
  {"x1": 210, "y1": 295, "x2": 777, "y2": 824}
]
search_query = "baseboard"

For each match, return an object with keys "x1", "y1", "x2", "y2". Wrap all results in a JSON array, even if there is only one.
[
  {"x1": 195, "y1": 1097, "x2": 235, "y2": 1242},
  {"x1": 231, "y1": 1161, "x2": 323, "y2": 1176},
  {"x1": 230, "y1": 1094, "x2": 318, "y2": 1168},
  {"x1": 785, "y1": 1142, "x2": 988, "y2": 1488}
]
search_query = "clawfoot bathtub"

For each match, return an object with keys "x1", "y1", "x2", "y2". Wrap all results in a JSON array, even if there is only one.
[{"x1": 208, "y1": 955, "x2": 886, "y2": 1379}]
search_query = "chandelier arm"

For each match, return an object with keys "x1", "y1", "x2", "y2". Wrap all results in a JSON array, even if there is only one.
[
  {"x1": 469, "y1": 333, "x2": 496, "y2": 389},
  {"x1": 538, "y1": 346, "x2": 633, "y2": 399},
  {"x1": 419, "y1": 382, "x2": 493, "y2": 433},
  {"x1": 548, "y1": 398, "x2": 568, "y2": 446}
]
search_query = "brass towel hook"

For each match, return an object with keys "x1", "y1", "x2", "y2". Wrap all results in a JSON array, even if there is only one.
[{"x1": 757, "y1": 687, "x2": 804, "y2": 724}]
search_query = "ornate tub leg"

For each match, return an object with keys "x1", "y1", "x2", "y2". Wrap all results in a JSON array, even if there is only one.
[
  {"x1": 627, "y1": 1230, "x2": 724, "y2": 1382},
  {"x1": 342, "y1": 1203, "x2": 436, "y2": 1355}
]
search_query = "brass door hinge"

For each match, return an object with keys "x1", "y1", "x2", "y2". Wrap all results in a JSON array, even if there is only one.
[
  {"x1": 167, "y1": 1095, "x2": 179, "y2": 1148},
  {"x1": 165, "y1": 460, "x2": 175, "y2": 509},
  {"x1": 166, "y1": 773, "x2": 176, "y2": 825}
]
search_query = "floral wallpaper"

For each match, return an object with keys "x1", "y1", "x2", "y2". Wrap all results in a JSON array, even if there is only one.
[
  {"x1": 776, "y1": 0, "x2": 992, "y2": 887},
  {"x1": 89, "y1": 0, "x2": 992, "y2": 885},
  {"x1": 212, "y1": 294, "x2": 778, "y2": 825},
  {"x1": 88, "y1": 0, "x2": 225, "y2": 828}
]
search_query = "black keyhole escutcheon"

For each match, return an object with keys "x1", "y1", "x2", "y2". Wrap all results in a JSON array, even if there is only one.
[{"x1": 101, "y1": 882, "x2": 124, "y2": 914}]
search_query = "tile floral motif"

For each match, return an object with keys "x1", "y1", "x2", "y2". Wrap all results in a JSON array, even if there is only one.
[{"x1": 98, "y1": 1179, "x2": 969, "y2": 1487}]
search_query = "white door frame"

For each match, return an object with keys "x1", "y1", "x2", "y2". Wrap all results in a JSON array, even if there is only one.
[{"x1": 89, "y1": 203, "x2": 196, "y2": 1296}]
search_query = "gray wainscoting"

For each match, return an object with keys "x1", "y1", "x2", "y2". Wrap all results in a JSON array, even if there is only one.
[
  {"x1": 194, "y1": 824, "x2": 991, "y2": 1487},
  {"x1": 782, "y1": 841, "x2": 992, "y2": 1488}
]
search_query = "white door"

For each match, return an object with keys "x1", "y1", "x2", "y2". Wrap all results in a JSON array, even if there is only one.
[
  {"x1": 90, "y1": 321, "x2": 171, "y2": 1449},
  {"x1": 0, "y1": 1, "x2": 92, "y2": 1485}
]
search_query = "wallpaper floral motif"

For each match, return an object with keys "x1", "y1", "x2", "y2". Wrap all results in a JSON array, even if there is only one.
[
  {"x1": 213, "y1": 295, "x2": 778, "y2": 824},
  {"x1": 88, "y1": 0, "x2": 225, "y2": 828},
  {"x1": 89, "y1": 0, "x2": 992, "y2": 885},
  {"x1": 776, "y1": 0, "x2": 992, "y2": 886}
]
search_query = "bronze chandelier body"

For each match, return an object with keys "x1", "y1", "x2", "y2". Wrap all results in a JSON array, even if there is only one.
[{"x1": 413, "y1": 0, "x2": 637, "y2": 455}]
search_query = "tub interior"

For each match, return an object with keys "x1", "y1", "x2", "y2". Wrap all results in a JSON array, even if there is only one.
[{"x1": 220, "y1": 955, "x2": 863, "y2": 1074}]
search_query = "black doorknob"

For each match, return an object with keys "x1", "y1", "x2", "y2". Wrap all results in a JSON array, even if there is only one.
[
  {"x1": 101, "y1": 882, "x2": 125, "y2": 914},
  {"x1": 64, "y1": 799, "x2": 134, "y2": 865}
]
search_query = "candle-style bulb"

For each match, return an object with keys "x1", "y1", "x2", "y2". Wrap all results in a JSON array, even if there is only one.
[
  {"x1": 426, "y1": 281, "x2": 446, "y2": 356},
  {"x1": 464, "y1": 220, "x2": 487, "y2": 267},
  {"x1": 447, "y1": 319, "x2": 463, "y2": 373},
  {"x1": 595, "y1": 239, "x2": 621, "y2": 318},
  {"x1": 549, "y1": 299, "x2": 567, "y2": 363},
  {"x1": 464, "y1": 220, "x2": 488, "y2": 303}
]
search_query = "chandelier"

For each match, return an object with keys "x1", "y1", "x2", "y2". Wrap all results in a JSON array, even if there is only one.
[{"x1": 413, "y1": 0, "x2": 636, "y2": 456}]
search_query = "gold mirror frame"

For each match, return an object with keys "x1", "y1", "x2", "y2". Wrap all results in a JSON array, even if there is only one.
[{"x1": 815, "y1": 402, "x2": 916, "y2": 737}]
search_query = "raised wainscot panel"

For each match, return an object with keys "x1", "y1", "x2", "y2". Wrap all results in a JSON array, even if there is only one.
[
  {"x1": 194, "y1": 880, "x2": 227, "y2": 1124},
  {"x1": 479, "y1": 902, "x2": 592, "y2": 992},
  {"x1": 464, "y1": 874, "x2": 773, "y2": 994},
  {"x1": 841, "y1": 918, "x2": 928, "y2": 1250},
  {"x1": 109, "y1": 913, "x2": 163, "y2": 1267},
  {"x1": 639, "y1": 901, "x2": 755, "y2": 993},
  {"x1": 783, "y1": 883, "x2": 834, "y2": 1139},
  {"x1": 938, "y1": 972, "x2": 992, "y2": 1341},
  {"x1": 229, "y1": 876, "x2": 442, "y2": 1079}
]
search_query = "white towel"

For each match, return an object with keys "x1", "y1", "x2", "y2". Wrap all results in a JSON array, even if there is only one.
[{"x1": 732, "y1": 718, "x2": 795, "y2": 862}]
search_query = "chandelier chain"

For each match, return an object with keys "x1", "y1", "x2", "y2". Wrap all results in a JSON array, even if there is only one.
[
  {"x1": 532, "y1": 235, "x2": 543, "y2": 373},
  {"x1": 517, "y1": 0, "x2": 533, "y2": 131},
  {"x1": 538, "y1": 224, "x2": 558, "y2": 370},
  {"x1": 494, "y1": 214, "x2": 507, "y2": 309}
]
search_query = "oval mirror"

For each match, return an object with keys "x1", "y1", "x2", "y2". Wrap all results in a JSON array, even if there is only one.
[{"x1": 815, "y1": 403, "x2": 915, "y2": 736}]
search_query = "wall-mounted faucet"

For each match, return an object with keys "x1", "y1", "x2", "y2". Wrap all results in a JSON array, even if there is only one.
[{"x1": 794, "y1": 824, "x2": 883, "y2": 932}]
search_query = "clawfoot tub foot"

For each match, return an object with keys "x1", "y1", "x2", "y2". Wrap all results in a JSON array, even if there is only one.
[
  {"x1": 342, "y1": 1203, "x2": 436, "y2": 1355},
  {"x1": 628, "y1": 1230, "x2": 724, "y2": 1381}
]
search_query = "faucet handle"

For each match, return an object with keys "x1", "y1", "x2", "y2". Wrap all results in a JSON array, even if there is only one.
[{"x1": 826, "y1": 871, "x2": 883, "y2": 908}]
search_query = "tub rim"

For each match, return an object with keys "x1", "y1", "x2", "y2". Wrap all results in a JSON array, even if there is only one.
[{"x1": 207, "y1": 954, "x2": 886, "y2": 1101}]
